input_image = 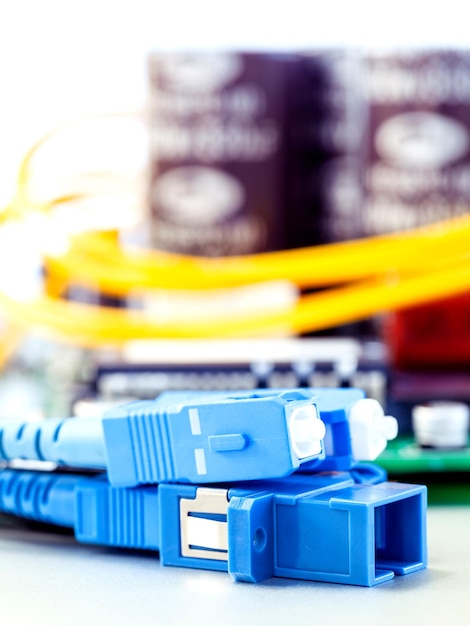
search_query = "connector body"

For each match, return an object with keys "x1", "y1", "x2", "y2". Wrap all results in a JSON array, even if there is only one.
[
  {"x1": 152, "y1": 388, "x2": 398, "y2": 472},
  {"x1": 0, "y1": 391, "x2": 325, "y2": 486},
  {"x1": 160, "y1": 474, "x2": 427, "y2": 586},
  {"x1": 75, "y1": 476, "x2": 160, "y2": 550},
  {"x1": 0, "y1": 387, "x2": 398, "y2": 486},
  {"x1": 102, "y1": 391, "x2": 325, "y2": 485},
  {"x1": 0, "y1": 469, "x2": 426, "y2": 586}
]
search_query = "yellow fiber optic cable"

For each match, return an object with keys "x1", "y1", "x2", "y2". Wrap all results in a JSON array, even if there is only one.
[
  {"x1": 45, "y1": 214, "x2": 470, "y2": 293},
  {"x1": 1, "y1": 258, "x2": 470, "y2": 347},
  {"x1": 7, "y1": 112, "x2": 470, "y2": 293},
  {"x1": 2, "y1": 114, "x2": 470, "y2": 348}
]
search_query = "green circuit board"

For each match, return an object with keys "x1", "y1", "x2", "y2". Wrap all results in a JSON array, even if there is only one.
[{"x1": 377, "y1": 437, "x2": 470, "y2": 504}]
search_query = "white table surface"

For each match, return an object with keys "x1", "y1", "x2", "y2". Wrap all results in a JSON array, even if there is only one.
[{"x1": 0, "y1": 505, "x2": 468, "y2": 626}]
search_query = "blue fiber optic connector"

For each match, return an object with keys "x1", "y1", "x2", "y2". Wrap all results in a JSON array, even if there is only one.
[
  {"x1": 0, "y1": 390, "x2": 326, "y2": 485},
  {"x1": 0, "y1": 469, "x2": 427, "y2": 587},
  {"x1": 149, "y1": 388, "x2": 399, "y2": 472}
]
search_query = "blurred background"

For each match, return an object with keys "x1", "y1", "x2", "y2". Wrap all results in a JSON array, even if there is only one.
[{"x1": 1, "y1": 0, "x2": 470, "y2": 500}]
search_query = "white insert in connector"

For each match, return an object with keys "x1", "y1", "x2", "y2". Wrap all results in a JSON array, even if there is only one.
[{"x1": 289, "y1": 405, "x2": 325, "y2": 460}]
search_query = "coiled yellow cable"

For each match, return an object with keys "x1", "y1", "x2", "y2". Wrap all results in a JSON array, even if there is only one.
[
  {"x1": 47, "y1": 212, "x2": 470, "y2": 293},
  {"x1": 0, "y1": 114, "x2": 469, "y2": 348}
]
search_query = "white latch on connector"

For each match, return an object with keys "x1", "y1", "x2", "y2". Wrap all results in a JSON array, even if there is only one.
[{"x1": 348, "y1": 398, "x2": 398, "y2": 461}]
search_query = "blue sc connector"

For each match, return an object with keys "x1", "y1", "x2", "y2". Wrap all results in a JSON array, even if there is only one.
[
  {"x1": 151, "y1": 388, "x2": 399, "y2": 472},
  {"x1": 0, "y1": 390, "x2": 326, "y2": 486},
  {"x1": 0, "y1": 469, "x2": 427, "y2": 587},
  {"x1": 160, "y1": 474, "x2": 426, "y2": 586}
]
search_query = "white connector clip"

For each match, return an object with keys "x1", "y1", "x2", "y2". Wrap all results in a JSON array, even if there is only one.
[{"x1": 348, "y1": 398, "x2": 398, "y2": 461}]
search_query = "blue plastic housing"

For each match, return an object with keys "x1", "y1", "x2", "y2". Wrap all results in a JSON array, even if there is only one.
[
  {"x1": 74, "y1": 477, "x2": 160, "y2": 550},
  {"x1": 101, "y1": 390, "x2": 324, "y2": 486},
  {"x1": 0, "y1": 417, "x2": 107, "y2": 468},
  {"x1": 159, "y1": 474, "x2": 427, "y2": 586},
  {"x1": 0, "y1": 469, "x2": 426, "y2": 586},
  {"x1": 0, "y1": 469, "x2": 80, "y2": 527},
  {"x1": 0, "y1": 390, "x2": 325, "y2": 486},
  {"x1": 300, "y1": 387, "x2": 366, "y2": 471},
  {"x1": 0, "y1": 387, "x2": 377, "y2": 486},
  {"x1": 152, "y1": 387, "x2": 367, "y2": 472},
  {"x1": 227, "y1": 480, "x2": 427, "y2": 585}
]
